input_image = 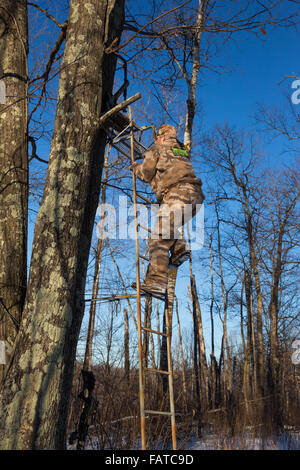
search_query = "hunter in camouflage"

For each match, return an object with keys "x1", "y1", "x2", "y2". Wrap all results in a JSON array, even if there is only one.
[{"x1": 130, "y1": 125, "x2": 204, "y2": 297}]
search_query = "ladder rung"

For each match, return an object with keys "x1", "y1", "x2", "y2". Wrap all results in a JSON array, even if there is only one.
[
  {"x1": 145, "y1": 367, "x2": 170, "y2": 375},
  {"x1": 138, "y1": 223, "x2": 152, "y2": 233},
  {"x1": 142, "y1": 326, "x2": 167, "y2": 337},
  {"x1": 139, "y1": 253, "x2": 149, "y2": 261},
  {"x1": 144, "y1": 410, "x2": 172, "y2": 416}
]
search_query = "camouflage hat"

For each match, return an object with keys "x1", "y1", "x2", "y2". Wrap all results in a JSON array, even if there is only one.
[{"x1": 157, "y1": 125, "x2": 177, "y2": 138}]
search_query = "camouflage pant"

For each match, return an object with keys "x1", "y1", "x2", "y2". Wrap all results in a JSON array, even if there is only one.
[{"x1": 146, "y1": 183, "x2": 204, "y2": 285}]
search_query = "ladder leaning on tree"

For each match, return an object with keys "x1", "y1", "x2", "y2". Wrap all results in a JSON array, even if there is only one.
[{"x1": 83, "y1": 93, "x2": 177, "y2": 450}]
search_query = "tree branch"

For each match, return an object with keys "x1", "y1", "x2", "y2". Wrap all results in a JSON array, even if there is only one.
[
  {"x1": 27, "y1": 135, "x2": 49, "y2": 164},
  {"x1": 28, "y1": 25, "x2": 67, "y2": 123},
  {"x1": 105, "y1": 0, "x2": 192, "y2": 53},
  {"x1": 27, "y1": 2, "x2": 67, "y2": 29}
]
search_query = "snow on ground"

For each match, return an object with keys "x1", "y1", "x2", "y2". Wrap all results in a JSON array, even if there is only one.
[
  {"x1": 68, "y1": 431, "x2": 300, "y2": 450},
  {"x1": 185, "y1": 429, "x2": 300, "y2": 450}
]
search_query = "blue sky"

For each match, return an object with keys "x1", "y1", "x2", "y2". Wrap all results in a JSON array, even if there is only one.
[
  {"x1": 26, "y1": 1, "x2": 299, "y2": 362},
  {"x1": 199, "y1": 19, "x2": 298, "y2": 162}
]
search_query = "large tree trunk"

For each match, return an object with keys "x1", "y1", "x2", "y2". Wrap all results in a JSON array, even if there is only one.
[
  {"x1": 0, "y1": 0, "x2": 28, "y2": 382},
  {"x1": 0, "y1": 0, "x2": 125, "y2": 450}
]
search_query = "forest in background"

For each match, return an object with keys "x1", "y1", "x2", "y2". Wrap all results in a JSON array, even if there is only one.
[{"x1": 0, "y1": 0, "x2": 299, "y2": 450}]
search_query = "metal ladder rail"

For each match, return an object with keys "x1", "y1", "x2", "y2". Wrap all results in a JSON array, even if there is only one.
[{"x1": 129, "y1": 107, "x2": 177, "y2": 451}]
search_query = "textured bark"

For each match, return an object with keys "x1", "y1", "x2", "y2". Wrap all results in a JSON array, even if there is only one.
[
  {"x1": 0, "y1": 0, "x2": 125, "y2": 450},
  {"x1": 0, "y1": 0, "x2": 28, "y2": 381}
]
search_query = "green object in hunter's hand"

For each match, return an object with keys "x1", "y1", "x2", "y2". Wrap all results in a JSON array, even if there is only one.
[{"x1": 172, "y1": 147, "x2": 189, "y2": 157}]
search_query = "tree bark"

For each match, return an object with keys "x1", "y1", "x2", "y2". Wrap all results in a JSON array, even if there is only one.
[
  {"x1": 0, "y1": 0, "x2": 125, "y2": 450},
  {"x1": 0, "y1": 0, "x2": 28, "y2": 382}
]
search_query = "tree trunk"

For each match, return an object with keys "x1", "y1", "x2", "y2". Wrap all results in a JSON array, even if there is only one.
[
  {"x1": 189, "y1": 263, "x2": 209, "y2": 410},
  {"x1": 0, "y1": 0, "x2": 28, "y2": 382},
  {"x1": 191, "y1": 297, "x2": 200, "y2": 409},
  {"x1": 243, "y1": 192, "x2": 264, "y2": 397},
  {"x1": 268, "y1": 226, "x2": 285, "y2": 428},
  {"x1": 241, "y1": 273, "x2": 250, "y2": 410},
  {"x1": 183, "y1": 0, "x2": 206, "y2": 151},
  {"x1": 83, "y1": 149, "x2": 109, "y2": 372},
  {"x1": 160, "y1": 267, "x2": 177, "y2": 393},
  {"x1": 209, "y1": 236, "x2": 218, "y2": 408},
  {"x1": 175, "y1": 296, "x2": 188, "y2": 413},
  {"x1": 142, "y1": 296, "x2": 152, "y2": 369},
  {"x1": 0, "y1": 0, "x2": 125, "y2": 450},
  {"x1": 124, "y1": 308, "x2": 130, "y2": 383},
  {"x1": 215, "y1": 208, "x2": 232, "y2": 404}
]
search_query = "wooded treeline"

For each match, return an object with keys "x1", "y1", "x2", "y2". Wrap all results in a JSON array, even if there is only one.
[
  {"x1": 0, "y1": 0, "x2": 299, "y2": 450},
  {"x1": 67, "y1": 121, "x2": 299, "y2": 449}
]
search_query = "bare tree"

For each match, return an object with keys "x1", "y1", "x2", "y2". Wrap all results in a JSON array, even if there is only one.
[
  {"x1": 83, "y1": 149, "x2": 110, "y2": 372},
  {"x1": 203, "y1": 125, "x2": 266, "y2": 397},
  {"x1": 0, "y1": 0, "x2": 125, "y2": 450},
  {"x1": 0, "y1": 0, "x2": 28, "y2": 381}
]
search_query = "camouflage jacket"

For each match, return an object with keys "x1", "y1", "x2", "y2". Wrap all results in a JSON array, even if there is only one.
[{"x1": 133, "y1": 137, "x2": 204, "y2": 202}]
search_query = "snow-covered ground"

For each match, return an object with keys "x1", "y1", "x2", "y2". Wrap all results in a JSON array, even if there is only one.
[
  {"x1": 68, "y1": 431, "x2": 300, "y2": 450},
  {"x1": 185, "y1": 428, "x2": 300, "y2": 450}
]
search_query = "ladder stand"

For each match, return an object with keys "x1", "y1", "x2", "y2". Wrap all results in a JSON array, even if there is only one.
[{"x1": 100, "y1": 104, "x2": 177, "y2": 450}]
